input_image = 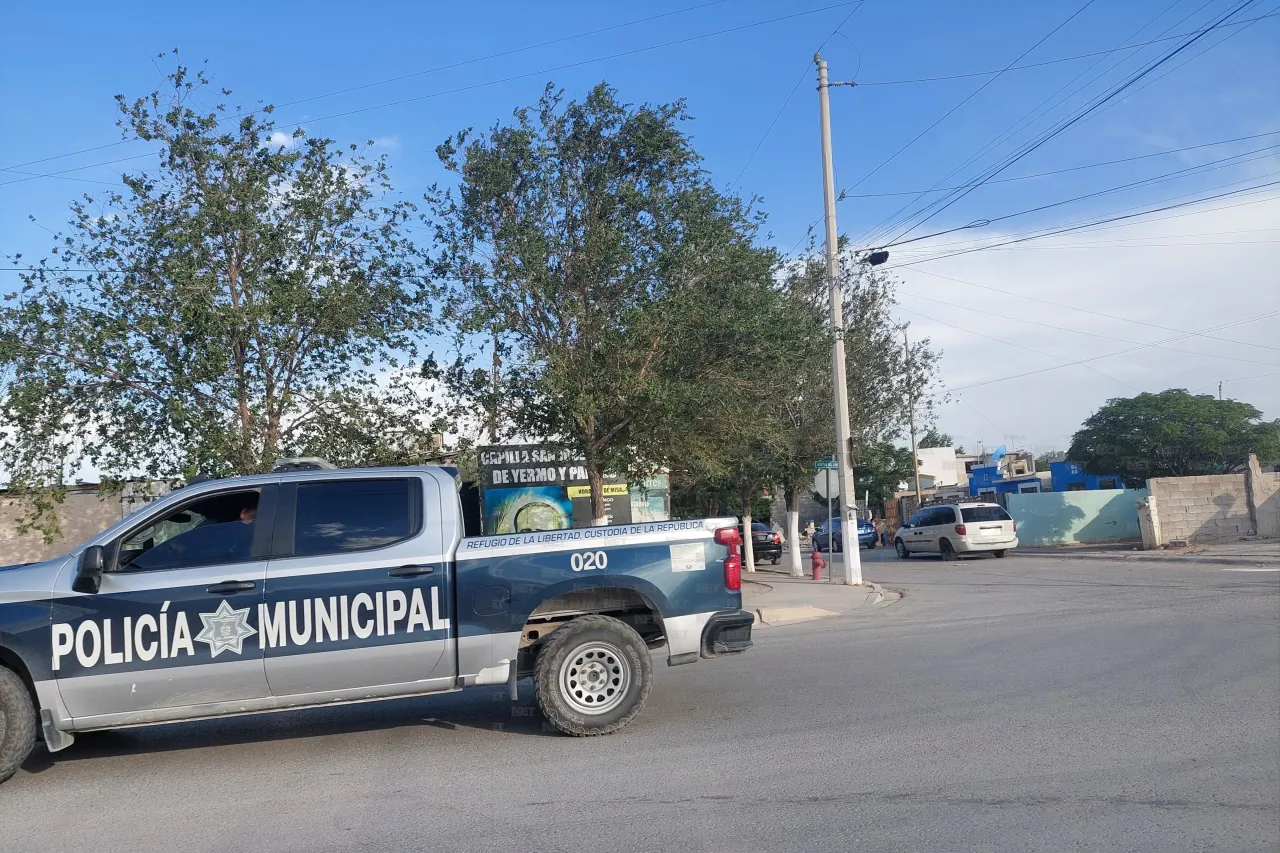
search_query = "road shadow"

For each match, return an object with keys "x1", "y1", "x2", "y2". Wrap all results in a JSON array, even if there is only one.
[{"x1": 22, "y1": 680, "x2": 561, "y2": 774}]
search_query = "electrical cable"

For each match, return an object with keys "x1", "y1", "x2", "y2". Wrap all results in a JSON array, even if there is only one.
[
  {"x1": 2, "y1": 2, "x2": 861, "y2": 188},
  {"x1": 0, "y1": 0, "x2": 736, "y2": 173},
  {"x1": 729, "y1": 1, "x2": 868, "y2": 189},
  {"x1": 856, "y1": 0, "x2": 1214, "y2": 247},
  {"x1": 851, "y1": 10, "x2": 1278, "y2": 85},
  {"x1": 839, "y1": 130, "x2": 1278, "y2": 198},
  {"x1": 946, "y1": 309, "x2": 1280, "y2": 392},
  {"x1": 876, "y1": 0, "x2": 1264, "y2": 249},
  {"x1": 840, "y1": 0, "x2": 1101, "y2": 196}
]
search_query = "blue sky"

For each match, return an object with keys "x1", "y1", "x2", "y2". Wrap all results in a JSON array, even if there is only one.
[{"x1": 2, "y1": 0, "x2": 1278, "y2": 454}]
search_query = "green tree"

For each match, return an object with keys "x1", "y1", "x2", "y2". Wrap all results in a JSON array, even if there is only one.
[
  {"x1": 0, "y1": 60, "x2": 439, "y2": 537},
  {"x1": 429, "y1": 83, "x2": 787, "y2": 522},
  {"x1": 1068, "y1": 389, "x2": 1280, "y2": 488},
  {"x1": 852, "y1": 442, "x2": 918, "y2": 505},
  {"x1": 919, "y1": 427, "x2": 953, "y2": 448}
]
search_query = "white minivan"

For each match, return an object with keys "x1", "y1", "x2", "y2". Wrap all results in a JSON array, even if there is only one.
[{"x1": 894, "y1": 502, "x2": 1018, "y2": 560}]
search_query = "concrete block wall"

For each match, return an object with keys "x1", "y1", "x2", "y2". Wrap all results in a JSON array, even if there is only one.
[
  {"x1": 0, "y1": 483, "x2": 169, "y2": 565},
  {"x1": 1147, "y1": 473, "x2": 1253, "y2": 544}
]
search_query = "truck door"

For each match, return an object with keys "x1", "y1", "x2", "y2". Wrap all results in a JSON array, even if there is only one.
[
  {"x1": 261, "y1": 474, "x2": 454, "y2": 697},
  {"x1": 51, "y1": 483, "x2": 274, "y2": 721}
]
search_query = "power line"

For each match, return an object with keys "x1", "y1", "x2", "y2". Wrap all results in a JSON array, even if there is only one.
[
  {"x1": 2, "y1": 2, "x2": 861, "y2": 189},
  {"x1": 884, "y1": 178, "x2": 1280, "y2": 267},
  {"x1": 852, "y1": 10, "x2": 1278, "y2": 86},
  {"x1": 877, "y1": 0, "x2": 1264, "y2": 249},
  {"x1": 855, "y1": 0, "x2": 1212, "y2": 247},
  {"x1": 0, "y1": 0, "x2": 736, "y2": 174},
  {"x1": 899, "y1": 266, "x2": 1280, "y2": 353},
  {"x1": 898, "y1": 305, "x2": 1145, "y2": 390},
  {"x1": 841, "y1": 0, "x2": 1101, "y2": 195},
  {"x1": 894, "y1": 287, "x2": 1280, "y2": 365},
  {"x1": 838, "y1": 130, "x2": 1278, "y2": 198},
  {"x1": 947, "y1": 309, "x2": 1280, "y2": 392},
  {"x1": 879, "y1": 145, "x2": 1280, "y2": 248},
  {"x1": 729, "y1": 1, "x2": 868, "y2": 189}
]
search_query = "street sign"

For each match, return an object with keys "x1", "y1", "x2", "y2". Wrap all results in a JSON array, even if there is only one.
[
  {"x1": 813, "y1": 457, "x2": 838, "y2": 470},
  {"x1": 812, "y1": 470, "x2": 839, "y2": 500}
]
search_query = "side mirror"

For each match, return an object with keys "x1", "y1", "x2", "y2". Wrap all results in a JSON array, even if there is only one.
[{"x1": 73, "y1": 546, "x2": 104, "y2": 594}]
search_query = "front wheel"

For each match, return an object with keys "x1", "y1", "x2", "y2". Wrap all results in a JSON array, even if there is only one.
[
  {"x1": 0, "y1": 666, "x2": 37, "y2": 785},
  {"x1": 534, "y1": 614, "x2": 652, "y2": 737},
  {"x1": 895, "y1": 539, "x2": 910, "y2": 560}
]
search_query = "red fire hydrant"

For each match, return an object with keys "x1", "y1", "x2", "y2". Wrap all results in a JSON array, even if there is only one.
[{"x1": 811, "y1": 547, "x2": 826, "y2": 582}]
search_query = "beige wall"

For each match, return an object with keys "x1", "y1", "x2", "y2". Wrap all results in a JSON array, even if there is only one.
[
  {"x1": 1146, "y1": 457, "x2": 1280, "y2": 546},
  {"x1": 0, "y1": 484, "x2": 168, "y2": 565}
]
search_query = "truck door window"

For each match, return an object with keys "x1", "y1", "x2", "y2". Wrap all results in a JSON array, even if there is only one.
[
  {"x1": 117, "y1": 488, "x2": 261, "y2": 572},
  {"x1": 293, "y1": 479, "x2": 417, "y2": 557}
]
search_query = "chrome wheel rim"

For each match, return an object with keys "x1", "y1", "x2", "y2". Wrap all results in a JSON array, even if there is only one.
[{"x1": 559, "y1": 641, "x2": 631, "y2": 715}]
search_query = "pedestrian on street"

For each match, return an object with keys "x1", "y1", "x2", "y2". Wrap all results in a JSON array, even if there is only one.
[{"x1": 876, "y1": 517, "x2": 889, "y2": 547}]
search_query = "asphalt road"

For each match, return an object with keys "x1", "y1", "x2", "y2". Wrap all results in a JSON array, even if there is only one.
[{"x1": 4, "y1": 552, "x2": 1277, "y2": 852}]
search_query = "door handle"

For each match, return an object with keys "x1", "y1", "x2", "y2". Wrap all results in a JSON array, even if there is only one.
[
  {"x1": 388, "y1": 565, "x2": 435, "y2": 578},
  {"x1": 206, "y1": 580, "x2": 257, "y2": 594}
]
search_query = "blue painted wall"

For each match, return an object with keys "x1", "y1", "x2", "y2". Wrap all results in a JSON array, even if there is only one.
[
  {"x1": 1049, "y1": 461, "x2": 1124, "y2": 492},
  {"x1": 1006, "y1": 488, "x2": 1150, "y2": 546}
]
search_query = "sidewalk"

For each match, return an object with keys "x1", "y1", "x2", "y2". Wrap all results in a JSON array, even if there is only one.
[
  {"x1": 742, "y1": 555, "x2": 900, "y2": 627},
  {"x1": 1014, "y1": 538, "x2": 1279, "y2": 568}
]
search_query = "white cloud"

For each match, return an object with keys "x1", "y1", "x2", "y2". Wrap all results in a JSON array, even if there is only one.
[
  {"x1": 370, "y1": 136, "x2": 401, "y2": 151},
  {"x1": 268, "y1": 131, "x2": 296, "y2": 149},
  {"x1": 888, "y1": 194, "x2": 1280, "y2": 456}
]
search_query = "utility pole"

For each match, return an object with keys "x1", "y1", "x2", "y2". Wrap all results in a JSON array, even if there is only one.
[
  {"x1": 905, "y1": 330, "x2": 921, "y2": 505},
  {"x1": 816, "y1": 52, "x2": 862, "y2": 586},
  {"x1": 1218, "y1": 381, "x2": 1223, "y2": 400}
]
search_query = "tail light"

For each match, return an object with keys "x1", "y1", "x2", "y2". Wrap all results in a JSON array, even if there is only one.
[
  {"x1": 1012, "y1": 520, "x2": 1018, "y2": 533},
  {"x1": 773, "y1": 534, "x2": 781, "y2": 544},
  {"x1": 954, "y1": 524, "x2": 967, "y2": 535},
  {"x1": 715, "y1": 526, "x2": 743, "y2": 591}
]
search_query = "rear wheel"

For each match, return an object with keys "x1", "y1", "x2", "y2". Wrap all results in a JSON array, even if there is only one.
[
  {"x1": 534, "y1": 614, "x2": 652, "y2": 737},
  {"x1": 994, "y1": 549, "x2": 1008, "y2": 558},
  {"x1": 770, "y1": 555, "x2": 780, "y2": 565},
  {"x1": 0, "y1": 666, "x2": 37, "y2": 785},
  {"x1": 894, "y1": 539, "x2": 910, "y2": 560},
  {"x1": 939, "y1": 539, "x2": 956, "y2": 562}
]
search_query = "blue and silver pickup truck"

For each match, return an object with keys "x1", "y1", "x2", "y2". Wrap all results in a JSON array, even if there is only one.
[{"x1": 0, "y1": 466, "x2": 752, "y2": 784}]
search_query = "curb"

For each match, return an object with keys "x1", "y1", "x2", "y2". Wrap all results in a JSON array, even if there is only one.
[{"x1": 1015, "y1": 550, "x2": 1277, "y2": 568}]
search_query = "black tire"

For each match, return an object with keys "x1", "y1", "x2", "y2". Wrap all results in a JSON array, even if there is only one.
[
  {"x1": 771, "y1": 556, "x2": 780, "y2": 565},
  {"x1": 895, "y1": 539, "x2": 910, "y2": 560},
  {"x1": 534, "y1": 614, "x2": 652, "y2": 737},
  {"x1": 0, "y1": 666, "x2": 37, "y2": 785},
  {"x1": 994, "y1": 549, "x2": 1008, "y2": 558},
  {"x1": 939, "y1": 539, "x2": 957, "y2": 562}
]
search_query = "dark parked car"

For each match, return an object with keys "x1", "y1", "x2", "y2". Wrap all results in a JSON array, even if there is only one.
[
  {"x1": 814, "y1": 517, "x2": 877, "y2": 552},
  {"x1": 741, "y1": 521, "x2": 782, "y2": 564}
]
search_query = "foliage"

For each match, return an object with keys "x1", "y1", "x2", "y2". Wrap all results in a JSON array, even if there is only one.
[
  {"x1": 1067, "y1": 389, "x2": 1280, "y2": 488},
  {"x1": 1034, "y1": 451, "x2": 1064, "y2": 472},
  {"x1": 852, "y1": 442, "x2": 918, "y2": 504},
  {"x1": 0, "y1": 59, "x2": 441, "y2": 537},
  {"x1": 918, "y1": 427, "x2": 953, "y2": 449},
  {"x1": 428, "y1": 82, "x2": 798, "y2": 519}
]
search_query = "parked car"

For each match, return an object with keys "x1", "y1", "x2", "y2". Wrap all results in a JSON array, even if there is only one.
[
  {"x1": 741, "y1": 521, "x2": 782, "y2": 564},
  {"x1": 813, "y1": 517, "x2": 842, "y2": 552},
  {"x1": 815, "y1": 517, "x2": 877, "y2": 552},
  {"x1": 856, "y1": 518, "x2": 878, "y2": 549},
  {"x1": 894, "y1": 502, "x2": 1018, "y2": 561}
]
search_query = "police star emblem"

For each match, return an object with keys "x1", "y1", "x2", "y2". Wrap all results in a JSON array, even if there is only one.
[{"x1": 195, "y1": 600, "x2": 258, "y2": 657}]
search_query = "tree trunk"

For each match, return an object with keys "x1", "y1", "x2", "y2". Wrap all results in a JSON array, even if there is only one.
[
  {"x1": 740, "y1": 481, "x2": 755, "y2": 572},
  {"x1": 785, "y1": 484, "x2": 803, "y2": 578},
  {"x1": 587, "y1": 466, "x2": 608, "y2": 526}
]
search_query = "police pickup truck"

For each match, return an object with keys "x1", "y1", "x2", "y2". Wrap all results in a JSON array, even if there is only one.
[{"x1": 0, "y1": 466, "x2": 753, "y2": 783}]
